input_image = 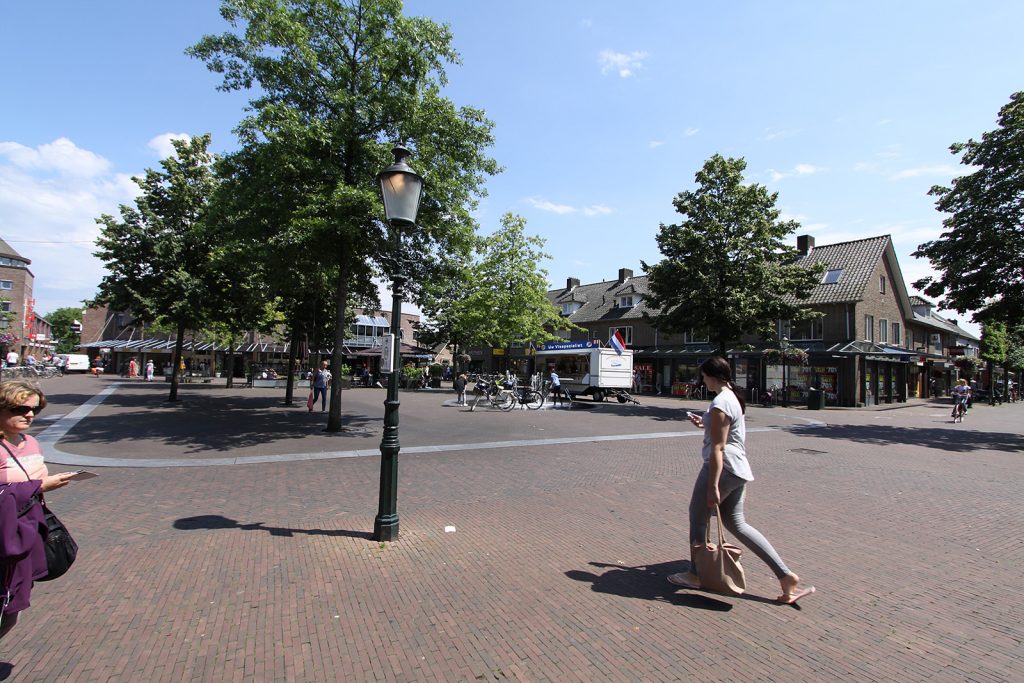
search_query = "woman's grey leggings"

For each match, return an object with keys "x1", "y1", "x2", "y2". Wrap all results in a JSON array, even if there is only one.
[{"x1": 688, "y1": 464, "x2": 790, "y2": 579}]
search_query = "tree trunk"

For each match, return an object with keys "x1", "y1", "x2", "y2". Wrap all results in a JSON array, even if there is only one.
[
  {"x1": 326, "y1": 268, "x2": 350, "y2": 432},
  {"x1": 225, "y1": 343, "x2": 235, "y2": 389},
  {"x1": 283, "y1": 318, "x2": 300, "y2": 405},
  {"x1": 169, "y1": 322, "x2": 186, "y2": 402}
]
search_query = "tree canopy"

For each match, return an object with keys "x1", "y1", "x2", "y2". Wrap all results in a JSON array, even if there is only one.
[
  {"x1": 189, "y1": 0, "x2": 498, "y2": 430},
  {"x1": 93, "y1": 135, "x2": 221, "y2": 400},
  {"x1": 418, "y1": 213, "x2": 568, "y2": 356},
  {"x1": 913, "y1": 91, "x2": 1024, "y2": 323},
  {"x1": 641, "y1": 154, "x2": 824, "y2": 354},
  {"x1": 43, "y1": 306, "x2": 83, "y2": 354}
]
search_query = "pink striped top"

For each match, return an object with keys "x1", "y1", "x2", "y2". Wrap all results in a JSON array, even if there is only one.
[{"x1": 0, "y1": 434, "x2": 49, "y2": 483}]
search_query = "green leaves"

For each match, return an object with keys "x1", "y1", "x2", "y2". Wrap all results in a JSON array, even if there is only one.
[
  {"x1": 643, "y1": 154, "x2": 823, "y2": 354},
  {"x1": 914, "y1": 91, "x2": 1024, "y2": 324}
]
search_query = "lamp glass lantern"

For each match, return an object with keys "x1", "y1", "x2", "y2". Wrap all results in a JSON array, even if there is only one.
[{"x1": 377, "y1": 146, "x2": 423, "y2": 226}]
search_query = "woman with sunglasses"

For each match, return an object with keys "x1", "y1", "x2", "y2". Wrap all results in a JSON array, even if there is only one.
[
  {"x1": 0, "y1": 379, "x2": 78, "y2": 638},
  {"x1": 667, "y1": 356, "x2": 814, "y2": 604}
]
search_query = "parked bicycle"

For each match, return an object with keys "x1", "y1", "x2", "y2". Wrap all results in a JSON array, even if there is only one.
[{"x1": 470, "y1": 373, "x2": 544, "y2": 411}]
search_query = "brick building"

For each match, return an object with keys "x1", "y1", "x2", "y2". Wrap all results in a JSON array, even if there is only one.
[{"x1": 0, "y1": 238, "x2": 54, "y2": 362}]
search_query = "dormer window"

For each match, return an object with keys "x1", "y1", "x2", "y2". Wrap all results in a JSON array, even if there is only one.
[
  {"x1": 561, "y1": 302, "x2": 581, "y2": 316},
  {"x1": 822, "y1": 269, "x2": 843, "y2": 284},
  {"x1": 619, "y1": 295, "x2": 637, "y2": 308}
]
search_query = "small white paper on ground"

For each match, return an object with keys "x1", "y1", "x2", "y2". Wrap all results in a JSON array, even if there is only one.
[{"x1": 444, "y1": 525, "x2": 457, "y2": 533}]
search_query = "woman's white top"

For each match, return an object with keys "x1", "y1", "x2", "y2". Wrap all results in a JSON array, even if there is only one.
[{"x1": 701, "y1": 388, "x2": 754, "y2": 481}]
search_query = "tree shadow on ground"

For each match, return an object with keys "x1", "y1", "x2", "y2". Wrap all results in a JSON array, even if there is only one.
[
  {"x1": 48, "y1": 390, "x2": 379, "y2": 453},
  {"x1": 568, "y1": 560, "x2": 801, "y2": 611},
  {"x1": 173, "y1": 514, "x2": 373, "y2": 540},
  {"x1": 791, "y1": 423, "x2": 1024, "y2": 453}
]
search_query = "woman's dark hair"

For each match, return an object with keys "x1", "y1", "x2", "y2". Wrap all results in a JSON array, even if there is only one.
[{"x1": 698, "y1": 356, "x2": 745, "y2": 413}]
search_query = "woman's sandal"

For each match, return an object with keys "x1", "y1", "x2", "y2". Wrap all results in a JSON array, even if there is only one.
[{"x1": 777, "y1": 586, "x2": 816, "y2": 604}]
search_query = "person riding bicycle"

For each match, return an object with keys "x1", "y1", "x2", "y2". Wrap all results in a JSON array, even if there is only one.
[{"x1": 951, "y1": 378, "x2": 971, "y2": 419}]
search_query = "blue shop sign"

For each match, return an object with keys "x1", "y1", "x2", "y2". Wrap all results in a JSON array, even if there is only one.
[{"x1": 538, "y1": 340, "x2": 600, "y2": 351}]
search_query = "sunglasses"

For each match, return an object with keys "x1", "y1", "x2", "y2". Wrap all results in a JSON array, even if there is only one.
[{"x1": 8, "y1": 404, "x2": 42, "y2": 417}]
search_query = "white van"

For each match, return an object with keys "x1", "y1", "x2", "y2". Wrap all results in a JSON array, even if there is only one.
[{"x1": 59, "y1": 354, "x2": 91, "y2": 373}]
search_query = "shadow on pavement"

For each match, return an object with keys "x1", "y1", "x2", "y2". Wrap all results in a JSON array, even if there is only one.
[
  {"x1": 792, "y1": 423, "x2": 1024, "y2": 453},
  {"x1": 173, "y1": 514, "x2": 373, "y2": 540},
  {"x1": 566, "y1": 560, "x2": 734, "y2": 611}
]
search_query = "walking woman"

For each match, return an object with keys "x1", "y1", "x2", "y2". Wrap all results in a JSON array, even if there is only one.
[{"x1": 668, "y1": 356, "x2": 814, "y2": 604}]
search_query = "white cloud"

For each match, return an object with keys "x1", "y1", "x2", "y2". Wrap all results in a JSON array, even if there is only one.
[
  {"x1": 768, "y1": 163, "x2": 823, "y2": 182},
  {"x1": 888, "y1": 164, "x2": 960, "y2": 180},
  {"x1": 760, "y1": 127, "x2": 799, "y2": 141},
  {"x1": 684, "y1": 127, "x2": 700, "y2": 137},
  {"x1": 0, "y1": 138, "x2": 141, "y2": 315},
  {"x1": 0, "y1": 137, "x2": 111, "y2": 178},
  {"x1": 648, "y1": 140, "x2": 665, "y2": 149},
  {"x1": 525, "y1": 196, "x2": 576, "y2": 214},
  {"x1": 598, "y1": 49, "x2": 648, "y2": 78},
  {"x1": 525, "y1": 196, "x2": 612, "y2": 217},
  {"x1": 148, "y1": 132, "x2": 192, "y2": 159}
]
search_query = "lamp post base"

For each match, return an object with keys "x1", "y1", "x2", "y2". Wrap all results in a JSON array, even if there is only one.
[{"x1": 373, "y1": 515, "x2": 400, "y2": 542}]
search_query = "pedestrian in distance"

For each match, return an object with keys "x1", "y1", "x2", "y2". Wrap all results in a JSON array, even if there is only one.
[
  {"x1": 549, "y1": 367, "x2": 570, "y2": 408},
  {"x1": 667, "y1": 356, "x2": 815, "y2": 604},
  {"x1": 144, "y1": 360, "x2": 155, "y2": 382},
  {"x1": 311, "y1": 361, "x2": 332, "y2": 412},
  {"x1": 454, "y1": 372, "x2": 468, "y2": 406}
]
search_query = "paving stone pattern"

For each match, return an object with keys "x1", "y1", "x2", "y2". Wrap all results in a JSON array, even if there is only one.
[{"x1": 2, "y1": 375, "x2": 1021, "y2": 681}]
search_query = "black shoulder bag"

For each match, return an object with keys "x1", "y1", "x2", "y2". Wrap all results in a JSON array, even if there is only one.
[{"x1": 0, "y1": 441, "x2": 78, "y2": 582}]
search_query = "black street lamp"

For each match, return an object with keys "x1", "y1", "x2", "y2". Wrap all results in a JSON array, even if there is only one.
[
  {"x1": 781, "y1": 336, "x2": 790, "y2": 407},
  {"x1": 373, "y1": 146, "x2": 424, "y2": 542}
]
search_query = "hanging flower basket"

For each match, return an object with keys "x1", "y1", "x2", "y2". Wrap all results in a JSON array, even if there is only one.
[
  {"x1": 0, "y1": 332, "x2": 16, "y2": 350},
  {"x1": 763, "y1": 347, "x2": 808, "y2": 366},
  {"x1": 955, "y1": 356, "x2": 980, "y2": 377}
]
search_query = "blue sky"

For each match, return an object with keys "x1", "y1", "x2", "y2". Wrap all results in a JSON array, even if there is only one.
[{"x1": 3, "y1": 1, "x2": 1023, "y2": 336}]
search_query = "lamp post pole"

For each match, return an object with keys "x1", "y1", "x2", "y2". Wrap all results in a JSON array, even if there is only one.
[
  {"x1": 373, "y1": 146, "x2": 423, "y2": 543},
  {"x1": 781, "y1": 336, "x2": 789, "y2": 407}
]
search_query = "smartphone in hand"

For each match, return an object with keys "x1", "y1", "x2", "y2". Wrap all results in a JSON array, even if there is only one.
[{"x1": 68, "y1": 471, "x2": 98, "y2": 481}]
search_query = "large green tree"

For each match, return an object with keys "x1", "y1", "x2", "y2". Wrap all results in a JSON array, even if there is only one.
[
  {"x1": 641, "y1": 154, "x2": 824, "y2": 355},
  {"x1": 980, "y1": 320, "x2": 1008, "y2": 405},
  {"x1": 93, "y1": 135, "x2": 220, "y2": 401},
  {"x1": 44, "y1": 306, "x2": 83, "y2": 354},
  {"x1": 418, "y1": 213, "x2": 568, "y2": 360},
  {"x1": 190, "y1": 0, "x2": 498, "y2": 431},
  {"x1": 913, "y1": 91, "x2": 1024, "y2": 323}
]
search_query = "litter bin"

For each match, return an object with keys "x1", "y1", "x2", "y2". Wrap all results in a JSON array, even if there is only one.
[{"x1": 807, "y1": 387, "x2": 825, "y2": 410}]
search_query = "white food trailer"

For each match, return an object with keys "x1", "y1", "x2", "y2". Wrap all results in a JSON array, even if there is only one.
[{"x1": 535, "y1": 340, "x2": 637, "y2": 402}]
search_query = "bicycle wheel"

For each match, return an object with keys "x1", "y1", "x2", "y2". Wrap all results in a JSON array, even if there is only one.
[
  {"x1": 495, "y1": 391, "x2": 516, "y2": 411},
  {"x1": 521, "y1": 390, "x2": 544, "y2": 410}
]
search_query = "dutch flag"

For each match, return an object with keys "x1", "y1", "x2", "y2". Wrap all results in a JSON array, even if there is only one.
[{"x1": 609, "y1": 329, "x2": 627, "y2": 355}]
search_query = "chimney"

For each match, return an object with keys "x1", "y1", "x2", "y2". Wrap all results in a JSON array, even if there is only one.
[
  {"x1": 797, "y1": 235, "x2": 815, "y2": 255},
  {"x1": 566, "y1": 277, "x2": 580, "y2": 290},
  {"x1": 618, "y1": 268, "x2": 633, "y2": 283}
]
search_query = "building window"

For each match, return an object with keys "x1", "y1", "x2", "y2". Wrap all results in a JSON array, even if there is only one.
[
  {"x1": 864, "y1": 315, "x2": 875, "y2": 342},
  {"x1": 783, "y1": 317, "x2": 823, "y2": 341},
  {"x1": 609, "y1": 326, "x2": 633, "y2": 345},
  {"x1": 822, "y1": 269, "x2": 843, "y2": 284},
  {"x1": 879, "y1": 319, "x2": 888, "y2": 343},
  {"x1": 0, "y1": 280, "x2": 12, "y2": 290},
  {"x1": 891, "y1": 322, "x2": 901, "y2": 347},
  {"x1": 0, "y1": 302, "x2": 9, "y2": 312},
  {"x1": 879, "y1": 275, "x2": 886, "y2": 294},
  {"x1": 683, "y1": 329, "x2": 709, "y2": 343},
  {"x1": 561, "y1": 302, "x2": 580, "y2": 316}
]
